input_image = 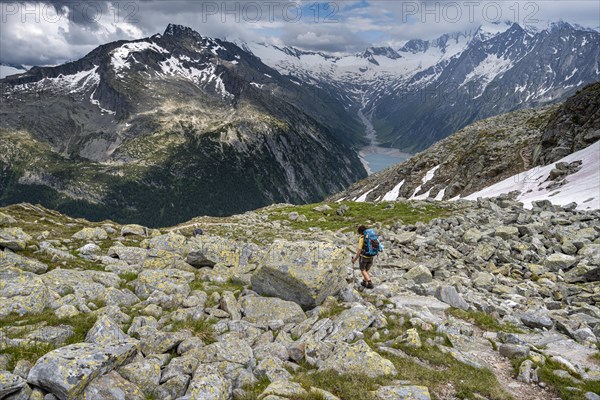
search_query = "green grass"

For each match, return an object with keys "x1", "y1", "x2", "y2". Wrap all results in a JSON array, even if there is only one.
[
  {"x1": 170, "y1": 317, "x2": 217, "y2": 344},
  {"x1": 295, "y1": 369, "x2": 384, "y2": 400},
  {"x1": 590, "y1": 352, "x2": 600, "y2": 364},
  {"x1": 509, "y1": 357, "x2": 600, "y2": 400},
  {"x1": 266, "y1": 201, "x2": 451, "y2": 232},
  {"x1": 445, "y1": 308, "x2": 524, "y2": 333},
  {"x1": 236, "y1": 376, "x2": 271, "y2": 400},
  {"x1": 0, "y1": 308, "x2": 98, "y2": 371},
  {"x1": 318, "y1": 302, "x2": 348, "y2": 320},
  {"x1": 119, "y1": 271, "x2": 139, "y2": 284}
]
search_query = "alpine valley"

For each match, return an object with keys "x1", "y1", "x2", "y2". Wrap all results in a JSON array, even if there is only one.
[{"x1": 1, "y1": 22, "x2": 599, "y2": 225}]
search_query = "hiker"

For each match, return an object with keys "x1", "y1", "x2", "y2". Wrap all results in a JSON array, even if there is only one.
[
  {"x1": 193, "y1": 227, "x2": 204, "y2": 236},
  {"x1": 352, "y1": 225, "x2": 383, "y2": 289}
]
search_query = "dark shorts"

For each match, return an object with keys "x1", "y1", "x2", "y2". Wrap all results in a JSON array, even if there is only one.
[{"x1": 359, "y1": 256, "x2": 374, "y2": 271}]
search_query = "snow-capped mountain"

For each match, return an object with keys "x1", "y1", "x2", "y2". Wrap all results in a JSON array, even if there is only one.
[
  {"x1": 0, "y1": 24, "x2": 366, "y2": 225},
  {"x1": 0, "y1": 64, "x2": 28, "y2": 79},
  {"x1": 240, "y1": 21, "x2": 600, "y2": 152}
]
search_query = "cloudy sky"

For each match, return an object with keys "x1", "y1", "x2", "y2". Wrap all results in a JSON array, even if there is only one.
[{"x1": 1, "y1": 0, "x2": 599, "y2": 66}]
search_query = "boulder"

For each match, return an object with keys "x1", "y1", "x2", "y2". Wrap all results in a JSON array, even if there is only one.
[
  {"x1": 72, "y1": 228, "x2": 107, "y2": 241},
  {"x1": 118, "y1": 358, "x2": 161, "y2": 395},
  {"x1": 328, "y1": 305, "x2": 377, "y2": 342},
  {"x1": 120, "y1": 225, "x2": 147, "y2": 237},
  {"x1": 319, "y1": 340, "x2": 396, "y2": 378},
  {"x1": 134, "y1": 269, "x2": 194, "y2": 301},
  {"x1": 520, "y1": 313, "x2": 553, "y2": 330},
  {"x1": 462, "y1": 228, "x2": 482, "y2": 244},
  {"x1": 0, "y1": 266, "x2": 50, "y2": 318},
  {"x1": 499, "y1": 344, "x2": 529, "y2": 359},
  {"x1": 27, "y1": 342, "x2": 137, "y2": 400},
  {"x1": 146, "y1": 233, "x2": 187, "y2": 256},
  {"x1": 494, "y1": 226, "x2": 519, "y2": 240},
  {"x1": 251, "y1": 240, "x2": 348, "y2": 309},
  {"x1": 184, "y1": 364, "x2": 231, "y2": 400},
  {"x1": 85, "y1": 315, "x2": 132, "y2": 345},
  {"x1": 187, "y1": 236, "x2": 262, "y2": 267},
  {"x1": 0, "y1": 371, "x2": 26, "y2": 398},
  {"x1": 0, "y1": 228, "x2": 32, "y2": 251},
  {"x1": 186, "y1": 250, "x2": 216, "y2": 268},
  {"x1": 107, "y1": 246, "x2": 148, "y2": 265},
  {"x1": 82, "y1": 371, "x2": 143, "y2": 400},
  {"x1": 241, "y1": 296, "x2": 306, "y2": 326},
  {"x1": 374, "y1": 385, "x2": 431, "y2": 400},
  {"x1": 544, "y1": 253, "x2": 577, "y2": 272},
  {"x1": 434, "y1": 285, "x2": 469, "y2": 311},
  {"x1": 403, "y1": 265, "x2": 432, "y2": 284},
  {"x1": 0, "y1": 251, "x2": 48, "y2": 274}
]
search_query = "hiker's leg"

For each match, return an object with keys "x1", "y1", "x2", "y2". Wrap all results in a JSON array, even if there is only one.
[{"x1": 361, "y1": 269, "x2": 370, "y2": 282}]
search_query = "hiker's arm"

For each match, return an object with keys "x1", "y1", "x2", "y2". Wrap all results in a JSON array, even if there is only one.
[{"x1": 352, "y1": 237, "x2": 363, "y2": 263}]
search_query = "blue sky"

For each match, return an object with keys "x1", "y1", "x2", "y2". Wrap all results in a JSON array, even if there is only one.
[{"x1": 1, "y1": 0, "x2": 599, "y2": 65}]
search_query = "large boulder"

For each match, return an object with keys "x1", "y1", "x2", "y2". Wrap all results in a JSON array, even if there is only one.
[
  {"x1": 0, "y1": 266, "x2": 50, "y2": 318},
  {"x1": 319, "y1": 340, "x2": 396, "y2": 378},
  {"x1": 27, "y1": 342, "x2": 137, "y2": 400},
  {"x1": 187, "y1": 236, "x2": 262, "y2": 267},
  {"x1": 0, "y1": 251, "x2": 48, "y2": 274},
  {"x1": 241, "y1": 296, "x2": 306, "y2": 326},
  {"x1": 72, "y1": 227, "x2": 108, "y2": 241},
  {"x1": 0, "y1": 228, "x2": 32, "y2": 251},
  {"x1": 251, "y1": 240, "x2": 348, "y2": 309}
]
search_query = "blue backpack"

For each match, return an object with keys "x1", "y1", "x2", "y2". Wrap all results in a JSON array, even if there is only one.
[{"x1": 362, "y1": 228, "x2": 384, "y2": 257}]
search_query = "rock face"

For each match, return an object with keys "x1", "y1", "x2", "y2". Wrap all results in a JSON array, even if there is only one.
[
  {"x1": 27, "y1": 342, "x2": 138, "y2": 400},
  {"x1": 251, "y1": 240, "x2": 348, "y2": 309}
]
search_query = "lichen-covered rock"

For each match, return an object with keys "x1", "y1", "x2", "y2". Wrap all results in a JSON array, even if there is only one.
[
  {"x1": 184, "y1": 364, "x2": 231, "y2": 400},
  {"x1": 241, "y1": 296, "x2": 306, "y2": 327},
  {"x1": 85, "y1": 315, "x2": 132, "y2": 345},
  {"x1": 197, "y1": 335, "x2": 254, "y2": 366},
  {"x1": 260, "y1": 381, "x2": 307, "y2": 398},
  {"x1": 118, "y1": 358, "x2": 161, "y2": 395},
  {"x1": 120, "y1": 225, "x2": 147, "y2": 237},
  {"x1": 0, "y1": 228, "x2": 32, "y2": 251},
  {"x1": 319, "y1": 340, "x2": 396, "y2": 378},
  {"x1": 494, "y1": 226, "x2": 519, "y2": 240},
  {"x1": 145, "y1": 233, "x2": 188, "y2": 256},
  {"x1": 138, "y1": 327, "x2": 192, "y2": 355},
  {"x1": 251, "y1": 240, "x2": 348, "y2": 309},
  {"x1": 544, "y1": 253, "x2": 577, "y2": 272},
  {"x1": 82, "y1": 370, "x2": 143, "y2": 400},
  {"x1": 72, "y1": 228, "x2": 107, "y2": 241},
  {"x1": 25, "y1": 325, "x2": 74, "y2": 346},
  {"x1": 27, "y1": 342, "x2": 137, "y2": 400},
  {"x1": 107, "y1": 246, "x2": 148, "y2": 265},
  {"x1": 0, "y1": 371, "x2": 26, "y2": 398},
  {"x1": 187, "y1": 236, "x2": 262, "y2": 267},
  {"x1": 41, "y1": 269, "x2": 120, "y2": 301},
  {"x1": 155, "y1": 375, "x2": 190, "y2": 399},
  {"x1": 327, "y1": 304, "x2": 376, "y2": 342},
  {"x1": 134, "y1": 269, "x2": 194, "y2": 301},
  {"x1": 0, "y1": 251, "x2": 47, "y2": 274},
  {"x1": 374, "y1": 385, "x2": 431, "y2": 400},
  {"x1": 0, "y1": 266, "x2": 50, "y2": 318}
]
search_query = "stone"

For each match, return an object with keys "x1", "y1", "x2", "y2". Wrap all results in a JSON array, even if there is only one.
[
  {"x1": 54, "y1": 305, "x2": 79, "y2": 319},
  {"x1": 0, "y1": 266, "x2": 50, "y2": 318},
  {"x1": 138, "y1": 327, "x2": 191, "y2": 355},
  {"x1": 517, "y1": 359, "x2": 538, "y2": 384},
  {"x1": 220, "y1": 291, "x2": 241, "y2": 321},
  {"x1": 434, "y1": 285, "x2": 469, "y2": 311},
  {"x1": 241, "y1": 296, "x2": 306, "y2": 327},
  {"x1": 261, "y1": 381, "x2": 307, "y2": 398},
  {"x1": 186, "y1": 249, "x2": 215, "y2": 268},
  {"x1": 85, "y1": 315, "x2": 132, "y2": 345},
  {"x1": 328, "y1": 305, "x2": 376, "y2": 342},
  {"x1": 187, "y1": 236, "x2": 261, "y2": 268},
  {"x1": 160, "y1": 356, "x2": 198, "y2": 383},
  {"x1": 462, "y1": 228, "x2": 482, "y2": 243},
  {"x1": 313, "y1": 205, "x2": 332, "y2": 212},
  {"x1": 107, "y1": 246, "x2": 148, "y2": 265},
  {"x1": 25, "y1": 325, "x2": 74, "y2": 346},
  {"x1": 82, "y1": 371, "x2": 143, "y2": 400},
  {"x1": 319, "y1": 340, "x2": 396, "y2": 378},
  {"x1": 0, "y1": 228, "x2": 32, "y2": 251},
  {"x1": 498, "y1": 343, "x2": 530, "y2": 359},
  {"x1": 0, "y1": 251, "x2": 48, "y2": 274},
  {"x1": 494, "y1": 226, "x2": 519, "y2": 240},
  {"x1": 403, "y1": 265, "x2": 432, "y2": 284},
  {"x1": 118, "y1": 357, "x2": 161, "y2": 394},
  {"x1": 251, "y1": 240, "x2": 348, "y2": 309},
  {"x1": 197, "y1": 335, "x2": 254, "y2": 366},
  {"x1": 27, "y1": 342, "x2": 137, "y2": 400},
  {"x1": 77, "y1": 243, "x2": 102, "y2": 257},
  {"x1": 121, "y1": 225, "x2": 147, "y2": 237},
  {"x1": 520, "y1": 313, "x2": 553, "y2": 330},
  {"x1": 472, "y1": 272, "x2": 495, "y2": 289},
  {"x1": 544, "y1": 253, "x2": 577, "y2": 272},
  {"x1": 134, "y1": 269, "x2": 194, "y2": 302},
  {"x1": 146, "y1": 233, "x2": 188, "y2": 256},
  {"x1": 396, "y1": 328, "x2": 422, "y2": 348},
  {"x1": 374, "y1": 385, "x2": 431, "y2": 400},
  {"x1": 0, "y1": 371, "x2": 26, "y2": 398},
  {"x1": 155, "y1": 375, "x2": 190, "y2": 399},
  {"x1": 72, "y1": 228, "x2": 107, "y2": 241},
  {"x1": 395, "y1": 232, "x2": 416, "y2": 245},
  {"x1": 184, "y1": 364, "x2": 231, "y2": 400},
  {"x1": 0, "y1": 212, "x2": 17, "y2": 226}
]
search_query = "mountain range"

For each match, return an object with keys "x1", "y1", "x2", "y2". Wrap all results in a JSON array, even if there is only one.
[
  {"x1": 0, "y1": 22, "x2": 598, "y2": 224},
  {"x1": 242, "y1": 21, "x2": 600, "y2": 152}
]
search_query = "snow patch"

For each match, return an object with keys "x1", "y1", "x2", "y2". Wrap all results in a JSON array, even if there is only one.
[
  {"x1": 382, "y1": 180, "x2": 405, "y2": 201},
  {"x1": 356, "y1": 185, "x2": 379, "y2": 202},
  {"x1": 463, "y1": 141, "x2": 600, "y2": 210},
  {"x1": 111, "y1": 41, "x2": 169, "y2": 75}
]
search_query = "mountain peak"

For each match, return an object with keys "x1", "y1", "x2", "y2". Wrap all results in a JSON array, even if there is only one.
[{"x1": 164, "y1": 24, "x2": 202, "y2": 39}]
